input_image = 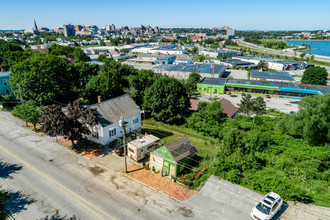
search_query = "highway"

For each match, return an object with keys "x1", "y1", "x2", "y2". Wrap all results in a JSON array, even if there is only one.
[{"x1": 233, "y1": 39, "x2": 330, "y2": 64}]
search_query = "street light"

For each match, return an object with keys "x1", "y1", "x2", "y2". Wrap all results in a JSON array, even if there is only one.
[{"x1": 119, "y1": 116, "x2": 128, "y2": 173}]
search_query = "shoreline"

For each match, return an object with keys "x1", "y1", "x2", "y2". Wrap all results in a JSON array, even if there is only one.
[{"x1": 286, "y1": 39, "x2": 330, "y2": 41}]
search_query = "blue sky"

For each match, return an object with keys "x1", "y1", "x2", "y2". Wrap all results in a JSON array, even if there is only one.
[{"x1": 1, "y1": 0, "x2": 330, "y2": 30}]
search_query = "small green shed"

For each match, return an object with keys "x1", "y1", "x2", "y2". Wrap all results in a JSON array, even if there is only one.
[{"x1": 149, "y1": 137, "x2": 197, "y2": 177}]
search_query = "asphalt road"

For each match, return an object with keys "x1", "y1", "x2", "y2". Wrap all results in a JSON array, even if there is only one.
[
  {"x1": 234, "y1": 39, "x2": 330, "y2": 63},
  {"x1": 0, "y1": 116, "x2": 182, "y2": 220}
]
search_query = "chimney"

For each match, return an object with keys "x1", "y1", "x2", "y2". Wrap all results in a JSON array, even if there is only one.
[
  {"x1": 97, "y1": 96, "x2": 102, "y2": 103},
  {"x1": 0, "y1": 68, "x2": 4, "y2": 72}
]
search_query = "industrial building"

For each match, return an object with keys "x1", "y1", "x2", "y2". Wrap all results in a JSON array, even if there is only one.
[
  {"x1": 127, "y1": 55, "x2": 176, "y2": 65},
  {"x1": 153, "y1": 63, "x2": 226, "y2": 79},
  {"x1": 197, "y1": 78, "x2": 330, "y2": 98},
  {"x1": 232, "y1": 56, "x2": 307, "y2": 71},
  {"x1": 250, "y1": 70, "x2": 295, "y2": 83},
  {"x1": 199, "y1": 49, "x2": 242, "y2": 58},
  {"x1": 214, "y1": 59, "x2": 256, "y2": 69}
]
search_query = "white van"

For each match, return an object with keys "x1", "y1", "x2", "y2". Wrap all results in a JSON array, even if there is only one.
[{"x1": 127, "y1": 134, "x2": 160, "y2": 161}]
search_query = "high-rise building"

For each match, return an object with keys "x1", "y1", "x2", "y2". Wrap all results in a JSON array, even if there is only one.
[
  {"x1": 110, "y1": 24, "x2": 115, "y2": 31},
  {"x1": 226, "y1": 29, "x2": 236, "y2": 39},
  {"x1": 63, "y1": 24, "x2": 75, "y2": 37},
  {"x1": 74, "y1": 25, "x2": 83, "y2": 32}
]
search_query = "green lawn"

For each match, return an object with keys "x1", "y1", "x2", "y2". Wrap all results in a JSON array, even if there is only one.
[{"x1": 142, "y1": 119, "x2": 220, "y2": 157}]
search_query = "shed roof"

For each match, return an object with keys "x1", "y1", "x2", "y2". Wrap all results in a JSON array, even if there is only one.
[
  {"x1": 218, "y1": 98, "x2": 238, "y2": 118},
  {"x1": 91, "y1": 94, "x2": 140, "y2": 127},
  {"x1": 165, "y1": 137, "x2": 197, "y2": 163}
]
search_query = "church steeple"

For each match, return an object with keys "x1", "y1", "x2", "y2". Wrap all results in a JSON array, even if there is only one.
[
  {"x1": 33, "y1": 19, "x2": 39, "y2": 35},
  {"x1": 34, "y1": 19, "x2": 38, "y2": 30}
]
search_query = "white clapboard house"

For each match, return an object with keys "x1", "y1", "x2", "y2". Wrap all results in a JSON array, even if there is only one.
[{"x1": 86, "y1": 94, "x2": 141, "y2": 146}]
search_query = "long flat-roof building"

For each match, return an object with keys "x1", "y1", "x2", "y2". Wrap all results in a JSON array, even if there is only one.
[
  {"x1": 153, "y1": 63, "x2": 226, "y2": 79},
  {"x1": 232, "y1": 56, "x2": 307, "y2": 71},
  {"x1": 197, "y1": 77, "x2": 330, "y2": 98},
  {"x1": 214, "y1": 59, "x2": 256, "y2": 69},
  {"x1": 250, "y1": 70, "x2": 295, "y2": 83}
]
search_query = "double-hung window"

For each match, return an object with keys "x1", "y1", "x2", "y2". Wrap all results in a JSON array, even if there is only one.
[{"x1": 109, "y1": 128, "x2": 116, "y2": 137}]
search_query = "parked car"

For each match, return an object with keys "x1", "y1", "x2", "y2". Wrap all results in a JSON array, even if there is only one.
[
  {"x1": 230, "y1": 94, "x2": 237, "y2": 97},
  {"x1": 114, "y1": 144, "x2": 124, "y2": 156},
  {"x1": 251, "y1": 192, "x2": 283, "y2": 220},
  {"x1": 266, "y1": 95, "x2": 271, "y2": 99},
  {"x1": 226, "y1": 91, "x2": 231, "y2": 95},
  {"x1": 242, "y1": 92, "x2": 246, "y2": 97}
]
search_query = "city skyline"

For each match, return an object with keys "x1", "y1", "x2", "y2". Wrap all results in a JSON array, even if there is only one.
[{"x1": 1, "y1": 0, "x2": 330, "y2": 30}]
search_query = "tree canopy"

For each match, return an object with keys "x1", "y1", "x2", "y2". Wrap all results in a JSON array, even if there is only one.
[
  {"x1": 12, "y1": 100, "x2": 43, "y2": 130},
  {"x1": 185, "y1": 72, "x2": 201, "y2": 98},
  {"x1": 301, "y1": 67, "x2": 328, "y2": 85},
  {"x1": 187, "y1": 101, "x2": 226, "y2": 137},
  {"x1": 126, "y1": 70, "x2": 155, "y2": 106},
  {"x1": 85, "y1": 58, "x2": 136, "y2": 103},
  {"x1": 276, "y1": 94, "x2": 330, "y2": 145},
  {"x1": 238, "y1": 94, "x2": 266, "y2": 117},
  {"x1": 9, "y1": 53, "x2": 77, "y2": 105},
  {"x1": 142, "y1": 76, "x2": 190, "y2": 124}
]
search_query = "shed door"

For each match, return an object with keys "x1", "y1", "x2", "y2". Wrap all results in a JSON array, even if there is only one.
[{"x1": 170, "y1": 164, "x2": 176, "y2": 176}]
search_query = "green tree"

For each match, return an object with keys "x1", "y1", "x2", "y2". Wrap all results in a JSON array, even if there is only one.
[
  {"x1": 238, "y1": 94, "x2": 254, "y2": 117},
  {"x1": 142, "y1": 76, "x2": 190, "y2": 124},
  {"x1": 193, "y1": 55, "x2": 206, "y2": 62},
  {"x1": 85, "y1": 58, "x2": 135, "y2": 103},
  {"x1": 300, "y1": 52, "x2": 307, "y2": 61},
  {"x1": 73, "y1": 48, "x2": 90, "y2": 63},
  {"x1": 301, "y1": 67, "x2": 328, "y2": 85},
  {"x1": 256, "y1": 60, "x2": 268, "y2": 71},
  {"x1": 185, "y1": 72, "x2": 202, "y2": 98},
  {"x1": 187, "y1": 101, "x2": 226, "y2": 137},
  {"x1": 9, "y1": 53, "x2": 77, "y2": 105},
  {"x1": 12, "y1": 100, "x2": 43, "y2": 131},
  {"x1": 0, "y1": 187, "x2": 11, "y2": 220},
  {"x1": 277, "y1": 94, "x2": 330, "y2": 145},
  {"x1": 126, "y1": 70, "x2": 155, "y2": 106},
  {"x1": 253, "y1": 96, "x2": 266, "y2": 115}
]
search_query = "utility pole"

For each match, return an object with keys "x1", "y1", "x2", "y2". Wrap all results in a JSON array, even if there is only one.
[
  {"x1": 119, "y1": 116, "x2": 128, "y2": 173},
  {"x1": 210, "y1": 63, "x2": 215, "y2": 99}
]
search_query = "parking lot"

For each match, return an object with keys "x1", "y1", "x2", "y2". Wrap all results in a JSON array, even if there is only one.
[{"x1": 199, "y1": 92, "x2": 299, "y2": 114}]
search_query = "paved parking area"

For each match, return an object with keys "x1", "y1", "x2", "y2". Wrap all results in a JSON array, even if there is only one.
[
  {"x1": 182, "y1": 175, "x2": 330, "y2": 220},
  {"x1": 226, "y1": 69, "x2": 249, "y2": 79},
  {"x1": 200, "y1": 93, "x2": 299, "y2": 114}
]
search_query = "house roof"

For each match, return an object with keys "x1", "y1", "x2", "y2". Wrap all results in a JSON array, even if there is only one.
[
  {"x1": 218, "y1": 98, "x2": 238, "y2": 118},
  {"x1": 166, "y1": 137, "x2": 198, "y2": 163},
  {"x1": 91, "y1": 94, "x2": 140, "y2": 127}
]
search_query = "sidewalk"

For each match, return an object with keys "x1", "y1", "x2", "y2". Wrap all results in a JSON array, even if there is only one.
[{"x1": 122, "y1": 164, "x2": 196, "y2": 201}]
